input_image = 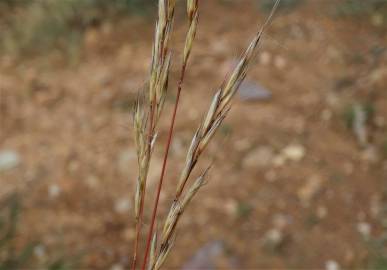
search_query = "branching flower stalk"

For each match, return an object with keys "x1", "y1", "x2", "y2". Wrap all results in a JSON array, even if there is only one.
[
  {"x1": 146, "y1": 2, "x2": 281, "y2": 268},
  {"x1": 131, "y1": 0, "x2": 280, "y2": 269},
  {"x1": 141, "y1": 1, "x2": 199, "y2": 269},
  {"x1": 131, "y1": 1, "x2": 176, "y2": 269}
]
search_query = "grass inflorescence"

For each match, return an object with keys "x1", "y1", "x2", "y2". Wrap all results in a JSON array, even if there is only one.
[{"x1": 131, "y1": 0, "x2": 280, "y2": 269}]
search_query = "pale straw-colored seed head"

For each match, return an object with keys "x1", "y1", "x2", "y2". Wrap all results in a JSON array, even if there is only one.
[{"x1": 183, "y1": 10, "x2": 199, "y2": 66}]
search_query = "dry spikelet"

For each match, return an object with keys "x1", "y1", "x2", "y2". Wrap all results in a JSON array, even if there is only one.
[
  {"x1": 154, "y1": 233, "x2": 175, "y2": 270},
  {"x1": 148, "y1": 232, "x2": 158, "y2": 270},
  {"x1": 175, "y1": 0, "x2": 281, "y2": 198},
  {"x1": 156, "y1": 169, "x2": 209, "y2": 267},
  {"x1": 183, "y1": 2, "x2": 199, "y2": 65}
]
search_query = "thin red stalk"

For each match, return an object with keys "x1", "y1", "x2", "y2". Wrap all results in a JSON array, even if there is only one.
[
  {"x1": 132, "y1": 101, "x2": 156, "y2": 270},
  {"x1": 141, "y1": 64, "x2": 187, "y2": 270}
]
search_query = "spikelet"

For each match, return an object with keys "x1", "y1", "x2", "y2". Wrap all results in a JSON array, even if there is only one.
[{"x1": 175, "y1": 0, "x2": 281, "y2": 199}]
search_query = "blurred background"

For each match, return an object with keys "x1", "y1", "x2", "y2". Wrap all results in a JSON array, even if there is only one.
[{"x1": 0, "y1": 0, "x2": 386, "y2": 269}]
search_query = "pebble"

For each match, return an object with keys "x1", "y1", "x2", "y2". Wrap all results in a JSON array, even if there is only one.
[
  {"x1": 298, "y1": 176, "x2": 323, "y2": 206},
  {"x1": 374, "y1": 116, "x2": 385, "y2": 128},
  {"x1": 172, "y1": 137, "x2": 184, "y2": 156},
  {"x1": 242, "y1": 146, "x2": 274, "y2": 169},
  {"x1": 272, "y1": 213, "x2": 290, "y2": 230},
  {"x1": 259, "y1": 51, "x2": 272, "y2": 65},
  {"x1": 114, "y1": 198, "x2": 131, "y2": 214},
  {"x1": 110, "y1": 264, "x2": 124, "y2": 270},
  {"x1": 0, "y1": 150, "x2": 21, "y2": 171},
  {"x1": 118, "y1": 149, "x2": 136, "y2": 174},
  {"x1": 33, "y1": 244, "x2": 46, "y2": 260},
  {"x1": 272, "y1": 155, "x2": 286, "y2": 167},
  {"x1": 282, "y1": 144, "x2": 306, "y2": 162},
  {"x1": 371, "y1": 13, "x2": 384, "y2": 27},
  {"x1": 238, "y1": 80, "x2": 272, "y2": 102},
  {"x1": 317, "y1": 206, "x2": 328, "y2": 219},
  {"x1": 262, "y1": 229, "x2": 284, "y2": 250},
  {"x1": 274, "y1": 56, "x2": 287, "y2": 69},
  {"x1": 356, "y1": 222, "x2": 371, "y2": 239},
  {"x1": 361, "y1": 146, "x2": 380, "y2": 164},
  {"x1": 85, "y1": 175, "x2": 100, "y2": 189},
  {"x1": 325, "y1": 260, "x2": 340, "y2": 270},
  {"x1": 182, "y1": 240, "x2": 224, "y2": 270},
  {"x1": 48, "y1": 184, "x2": 61, "y2": 199},
  {"x1": 234, "y1": 138, "x2": 252, "y2": 152}
]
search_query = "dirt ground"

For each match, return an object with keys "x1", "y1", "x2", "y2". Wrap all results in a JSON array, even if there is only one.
[{"x1": 1, "y1": 1, "x2": 387, "y2": 269}]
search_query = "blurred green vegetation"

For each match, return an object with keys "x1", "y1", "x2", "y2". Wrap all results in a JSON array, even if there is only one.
[
  {"x1": 0, "y1": 193, "x2": 79, "y2": 270},
  {"x1": 0, "y1": 0, "x2": 153, "y2": 56},
  {"x1": 0, "y1": 194, "x2": 35, "y2": 269},
  {"x1": 259, "y1": 0, "x2": 302, "y2": 12},
  {"x1": 336, "y1": 0, "x2": 387, "y2": 16}
]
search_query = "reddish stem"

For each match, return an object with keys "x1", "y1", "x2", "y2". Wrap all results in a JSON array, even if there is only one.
[
  {"x1": 132, "y1": 101, "x2": 156, "y2": 270},
  {"x1": 141, "y1": 64, "x2": 187, "y2": 270}
]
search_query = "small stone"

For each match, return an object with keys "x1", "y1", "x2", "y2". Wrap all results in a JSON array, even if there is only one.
[
  {"x1": 262, "y1": 229, "x2": 284, "y2": 250},
  {"x1": 374, "y1": 116, "x2": 385, "y2": 128},
  {"x1": 298, "y1": 176, "x2": 323, "y2": 206},
  {"x1": 361, "y1": 146, "x2": 380, "y2": 164},
  {"x1": 224, "y1": 200, "x2": 238, "y2": 217},
  {"x1": 357, "y1": 222, "x2": 371, "y2": 239},
  {"x1": 272, "y1": 155, "x2": 286, "y2": 167},
  {"x1": 272, "y1": 214, "x2": 290, "y2": 230},
  {"x1": 211, "y1": 39, "x2": 229, "y2": 55},
  {"x1": 242, "y1": 146, "x2": 274, "y2": 169},
  {"x1": 48, "y1": 184, "x2": 61, "y2": 199},
  {"x1": 0, "y1": 150, "x2": 21, "y2": 171},
  {"x1": 274, "y1": 56, "x2": 287, "y2": 69},
  {"x1": 238, "y1": 80, "x2": 272, "y2": 102},
  {"x1": 259, "y1": 51, "x2": 272, "y2": 65},
  {"x1": 317, "y1": 206, "x2": 328, "y2": 219},
  {"x1": 234, "y1": 138, "x2": 252, "y2": 152},
  {"x1": 371, "y1": 13, "x2": 384, "y2": 27},
  {"x1": 33, "y1": 244, "x2": 46, "y2": 259},
  {"x1": 114, "y1": 198, "x2": 131, "y2": 214},
  {"x1": 110, "y1": 263, "x2": 124, "y2": 270},
  {"x1": 325, "y1": 260, "x2": 340, "y2": 270},
  {"x1": 369, "y1": 67, "x2": 387, "y2": 86},
  {"x1": 118, "y1": 149, "x2": 136, "y2": 173},
  {"x1": 172, "y1": 138, "x2": 184, "y2": 156},
  {"x1": 282, "y1": 144, "x2": 305, "y2": 162},
  {"x1": 182, "y1": 240, "x2": 225, "y2": 270},
  {"x1": 85, "y1": 175, "x2": 99, "y2": 189}
]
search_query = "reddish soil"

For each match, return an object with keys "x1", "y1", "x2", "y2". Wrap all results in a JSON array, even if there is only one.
[{"x1": 1, "y1": 1, "x2": 386, "y2": 269}]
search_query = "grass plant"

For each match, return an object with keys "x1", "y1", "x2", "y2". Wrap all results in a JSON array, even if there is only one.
[{"x1": 131, "y1": 0, "x2": 281, "y2": 269}]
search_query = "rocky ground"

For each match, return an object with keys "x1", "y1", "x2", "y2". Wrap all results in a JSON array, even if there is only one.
[{"x1": 0, "y1": 1, "x2": 386, "y2": 269}]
